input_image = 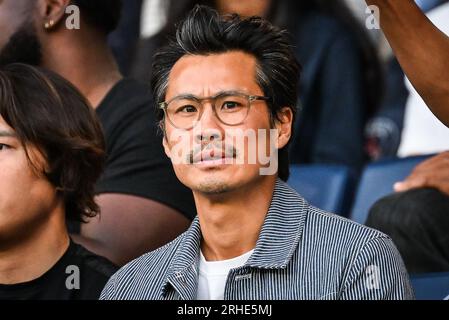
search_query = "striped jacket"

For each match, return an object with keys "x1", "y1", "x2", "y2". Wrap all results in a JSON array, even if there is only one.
[{"x1": 101, "y1": 179, "x2": 414, "y2": 300}]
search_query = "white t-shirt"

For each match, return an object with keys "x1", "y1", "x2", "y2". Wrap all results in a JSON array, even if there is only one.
[
  {"x1": 398, "y1": 2, "x2": 449, "y2": 157},
  {"x1": 196, "y1": 250, "x2": 254, "y2": 300}
]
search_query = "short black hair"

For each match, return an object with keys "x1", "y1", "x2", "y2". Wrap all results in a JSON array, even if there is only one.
[
  {"x1": 151, "y1": 5, "x2": 301, "y2": 181},
  {"x1": 71, "y1": 0, "x2": 122, "y2": 34},
  {"x1": 0, "y1": 63, "x2": 106, "y2": 222}
]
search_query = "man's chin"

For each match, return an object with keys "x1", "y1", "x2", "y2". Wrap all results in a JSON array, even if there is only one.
[{"x1": 194, "y1": 179, "x2": 232, "y2": 195}]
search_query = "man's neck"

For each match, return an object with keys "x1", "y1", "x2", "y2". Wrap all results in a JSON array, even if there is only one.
[
  {"x1": 40, "y1": 31, "x2": 122, "y2": 108},
  {"x1": 195, "y1": 175, "x2": 277, "y2": 261},
  {"x1": 0, "y1": 205, "x2": 70, "y2": 285}
]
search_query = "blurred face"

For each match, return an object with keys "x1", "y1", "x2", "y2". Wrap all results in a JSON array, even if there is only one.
[
  {"x1": 0, "y1": 116, "x2": 59, "y2": 244},
  {"x1": 0, "y1": 0, "x2": 42, "y2": 66},
  {"x1": 163, "y1": 51, "x2": 290, "y2": 195}
]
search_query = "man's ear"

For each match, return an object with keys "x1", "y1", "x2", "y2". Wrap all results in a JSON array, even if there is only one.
[
  {"x1": 36, "y1": 0, "x2": 71, "y2": 31},
  {"x1": 162, "y1": 123, "x2": 172, "y2": 159},
  {"x1": 162, "y1": 137, "x2": 171, "y2": 159},
  {"x1": 274, "y1": 107, "x2": 293, "y2": 149}
]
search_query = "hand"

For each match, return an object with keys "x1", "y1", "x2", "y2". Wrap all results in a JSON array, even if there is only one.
[{"x1": 394, "y1": 152, "x2": 449, "y2": 195}]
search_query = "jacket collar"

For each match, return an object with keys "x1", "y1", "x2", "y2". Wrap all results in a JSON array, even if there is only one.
[
  {"x1": 161, "y1": 178, "x2": 308, "y2": 298},
  {"x1": 245, "y1": 179, "x2": 308, "y2": 269}
]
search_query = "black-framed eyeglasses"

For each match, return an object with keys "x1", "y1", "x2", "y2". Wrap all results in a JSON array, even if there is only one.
[{"x1": 159, "y1": 91, "x2": 270, "y2": 130}]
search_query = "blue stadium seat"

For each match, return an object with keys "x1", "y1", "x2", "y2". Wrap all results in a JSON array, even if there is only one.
[
  {"x1": 350, "y1": 155, "x2": 432, "y2": 224},
  {"x1": 411, "y1": 272, "x2": 449, "y2": 300},
  {"x1": 288, "y1": 164, "x2": 354, "y2": 215}
]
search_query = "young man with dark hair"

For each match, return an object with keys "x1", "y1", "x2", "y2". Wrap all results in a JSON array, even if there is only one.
[
  {"x1": 101, "y1": 6, "x2": 413, "y2": 300},
  {"x1": 0, "y1": 0, "x2": 196, "y2": 266},
  {"x1": 0, "y1": 63, "x2": 117, "y2": 300}
]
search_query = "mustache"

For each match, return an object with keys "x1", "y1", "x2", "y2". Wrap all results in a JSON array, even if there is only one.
[{"x1": 187, "y1": 141, "x2": 238, "y2": 164}]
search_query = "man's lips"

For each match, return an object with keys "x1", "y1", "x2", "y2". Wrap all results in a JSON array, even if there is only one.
[{"x1": 192, "y1": 149, "x2": 234, "y2": 164}]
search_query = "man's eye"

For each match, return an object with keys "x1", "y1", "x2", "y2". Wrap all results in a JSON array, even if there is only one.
[
  {"x1": 176, "y1": 105, "x2": 198, "y2": 113},
  {"x1": 0, "y1": 143, "x2": 11, "y2": 151},
  {"x1": 221, "y1": 101, "x2": 242, "y2": 110}
]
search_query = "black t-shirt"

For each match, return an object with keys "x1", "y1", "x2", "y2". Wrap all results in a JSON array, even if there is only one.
[
  {"x1": 0, "y1": 241, "x2": 117, "y2": 300},
  {"x1": 95, "y1": 78, "x2": 196, "y2": 220}
]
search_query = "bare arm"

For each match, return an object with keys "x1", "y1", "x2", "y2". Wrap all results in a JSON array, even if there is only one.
[
  {"x1": 72, "y1": 194, "x2": 191, "y2": 266},
  {"x1": 366, "y1": 0, "x2": 449, "y2": 126}
]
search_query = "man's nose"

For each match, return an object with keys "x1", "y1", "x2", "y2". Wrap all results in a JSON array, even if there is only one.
[{"x1": 194, "y1": 103, "x2": 224, "y2": 143}]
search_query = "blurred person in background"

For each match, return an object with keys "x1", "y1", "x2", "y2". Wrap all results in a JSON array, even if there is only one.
[
  {"x1": 367, "y1": 151, "x2": 449, "y2": 273},
  {"x1": 0, "y1": 0, "x2": 196, "y2": 266},
  {"x1": 365, "y1": 0, "x2": 449, "y2": 274},
  {"x1": 0, "y1": 64, "x2": 117, "y2": 300}
]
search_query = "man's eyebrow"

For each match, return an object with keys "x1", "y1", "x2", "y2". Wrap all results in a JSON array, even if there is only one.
[
  {"x1": 168, "y1": 93, "x2": 199, "y2": 101},
  {"x1": 0, "y1": 130, "x2": 17, "y2": 138},
  {"x1": 169, "y1": 90, "x2": 249, "y2": 100}
]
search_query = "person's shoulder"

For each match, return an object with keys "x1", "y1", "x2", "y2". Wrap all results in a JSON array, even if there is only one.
[
  {"x1": 106, "y1": 78, "x2": 153, "y2": 104},
  {"x1": 64, "y1": 242, "x2": 119, "y2": 299},
  {"x1": 97, "y1": 78, "x2": 155, "y2": 121},
  {"x1": 307, "y1": 204, "x2": 389, "y2": 238},
  {"x1": 96, "y1": 78, "x2": 159, "y2": 144},
  {"x1": 72, "y1": 242, "x2": 119, "y2": 279},
  {"x1": 304, "y1": 204, "x2": 392, "y2": 248},
  {"x1": 277, "y1": 181, "x2": 389, "y2": 246},
  {"x1": 302, "y1": 207, "x2": 413, "y2": 300},
  {"x1": 100, "y1": 232, "x2": 186, "y2": 299}
]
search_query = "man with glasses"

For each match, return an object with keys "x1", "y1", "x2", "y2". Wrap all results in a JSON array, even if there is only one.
[{"x1": 101, "y1": 5, "x2": 413, "y2": 300}]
